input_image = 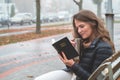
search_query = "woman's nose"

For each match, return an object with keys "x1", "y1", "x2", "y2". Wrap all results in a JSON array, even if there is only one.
[{"x1": 78, "y1": 28, "x2": 82, "y2": 33}]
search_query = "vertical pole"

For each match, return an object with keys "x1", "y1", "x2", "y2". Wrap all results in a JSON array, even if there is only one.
[
  {"x1": 7, "y1": 0, "x2": 10, "y2": 29},
  {"x1": 105, "y1": 0, "x2": 114, "y2": 41},
  {"x1": 8, "y1": 4, "x2": 10, "y2": 29}
]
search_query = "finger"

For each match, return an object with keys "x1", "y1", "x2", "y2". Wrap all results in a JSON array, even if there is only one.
[
  {"x1": 61, "y1": 52, "x2": 67, "y2": 60},
  {"x1": 59, "y1": 54, "x2": 63, "y2": 60},
  {"x1": 70, "y1": 40, "x2": 76, "y2": 47},
  {"x1": 58, "y1": 54, "x2": 67, "y2": 64}
]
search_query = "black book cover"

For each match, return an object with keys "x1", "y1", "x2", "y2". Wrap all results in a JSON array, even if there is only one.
[{"x1": 52, "y1": 37, "x2": 79, "y2": 60}]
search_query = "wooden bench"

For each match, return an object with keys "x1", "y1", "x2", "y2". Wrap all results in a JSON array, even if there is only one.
[{"x1": 88, "y1": 51, "x2": 120, "y2": 80}]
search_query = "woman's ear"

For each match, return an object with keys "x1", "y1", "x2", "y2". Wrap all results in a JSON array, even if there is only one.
[{"x1": 92, "y1": 20, "x2": 98, "y2": 27}]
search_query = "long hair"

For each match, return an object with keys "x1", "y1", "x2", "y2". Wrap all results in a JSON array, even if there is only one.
[{"x1": 72, "y1": 10, "x2": 115, "y2": 51}]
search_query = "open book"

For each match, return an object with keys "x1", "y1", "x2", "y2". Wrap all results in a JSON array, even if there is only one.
[{"x1": 52, "y1": 37, "x2": 79, "y2": 60}]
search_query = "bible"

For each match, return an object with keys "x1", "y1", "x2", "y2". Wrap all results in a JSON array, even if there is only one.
[{"x1": 52, "y1": 37, "x2": 79, "y2": 60}]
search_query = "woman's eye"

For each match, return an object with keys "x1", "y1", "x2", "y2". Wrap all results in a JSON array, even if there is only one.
[{"x1": 79, "y1": 25, "x2": 84, "y2": 28}]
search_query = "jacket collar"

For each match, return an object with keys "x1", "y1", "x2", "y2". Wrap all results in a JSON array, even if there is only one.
[{"x1": 89, "y1": 38, "x2": 100, "y2": 48}]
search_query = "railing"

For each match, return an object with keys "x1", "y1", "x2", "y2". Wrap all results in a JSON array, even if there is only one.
[{"x1": 88, "y1": 51, "x2": 120, "y2": 80}]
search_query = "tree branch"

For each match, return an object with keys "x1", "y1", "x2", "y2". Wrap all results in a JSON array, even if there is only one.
[{"x1": 73, "y1": 0, "x2": 80, "y2": 6}]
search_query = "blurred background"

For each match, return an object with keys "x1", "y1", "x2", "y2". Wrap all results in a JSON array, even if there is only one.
[{"x1": 0, "y1": 0, "x2": 120, "y2": 27}]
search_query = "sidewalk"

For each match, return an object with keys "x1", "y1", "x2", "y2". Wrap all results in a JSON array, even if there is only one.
[
  {"x1": 0, "y1": 23, "x2": 72, "y2": 37},
  {"x1": 0, "y1": 33, "x2": 71, "y2": 80}
]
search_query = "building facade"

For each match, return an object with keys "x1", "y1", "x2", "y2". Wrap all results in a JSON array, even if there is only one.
[
  {"x1": 11, "y1": 0, "x2": 35, "y2": 16},
  {"x1": 0, "y1": 0, "x2": 16, "y2": 17}
]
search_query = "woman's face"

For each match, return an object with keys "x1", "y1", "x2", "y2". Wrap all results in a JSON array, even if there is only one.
[{"x1": 74, "y1": 19, "x2": 93, "y2": 39}]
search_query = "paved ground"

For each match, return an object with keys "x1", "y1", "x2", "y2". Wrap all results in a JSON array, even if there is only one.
[
  {"x1": 0, "y1": 23, "x2": 120, "y2": 80},
  {"x1": 0, "y1": 33, "x2": 73, "y2": 80}
]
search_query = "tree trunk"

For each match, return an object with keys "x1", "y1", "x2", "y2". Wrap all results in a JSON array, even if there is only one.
[
  {"x1": 36, "y1": 0, "x2": 41, "y2": 34},
  {"x1": 73, "y1": 0, "x2": 83, "y2": 11},
  {"x1": 79, "y1": 0, "x2": 82, "y2": 10}
]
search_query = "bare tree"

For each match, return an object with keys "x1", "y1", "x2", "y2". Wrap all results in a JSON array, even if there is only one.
[
  {"x1": 92, "y1": 0, "x2": 103, "y2": 18},
  {"x1": 73, "y1": 0, "x2": 83, "y2": 11},
  {"x1": 36, "y1": 0, "x2": 41, "y2": 33}
]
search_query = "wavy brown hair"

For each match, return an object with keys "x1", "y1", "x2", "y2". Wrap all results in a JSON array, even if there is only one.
[{"x1": 72, "y1": 10, "x2": 115, "y2": 52}]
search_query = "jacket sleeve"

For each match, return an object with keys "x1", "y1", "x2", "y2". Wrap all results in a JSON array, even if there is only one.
[
  {"x1": 70, "y1": 47, "x2": 113, "y2": 80},
  {"x1": 70, "y1": 63, "x2": 90, "y2": 80},
  {"x1": 91, "y1": 47, "x2": 113, "y2": 72}
]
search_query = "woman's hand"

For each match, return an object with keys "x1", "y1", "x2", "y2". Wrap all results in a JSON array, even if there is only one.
[
  {"x1": 70, "y1": 39, "x2": 76, "y2": 47},
  {"x1": 59, "y1": 52, "x2": 75, "y2": 67}
]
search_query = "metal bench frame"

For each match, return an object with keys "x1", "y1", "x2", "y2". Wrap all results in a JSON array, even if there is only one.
[{"x1": 88, "y1": 51, "x2": 120, "y2": 80}]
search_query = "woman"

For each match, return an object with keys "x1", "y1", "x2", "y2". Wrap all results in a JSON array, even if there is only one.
[{"x1": 59, "y1": 10, "x2": 115, "y2": 80}]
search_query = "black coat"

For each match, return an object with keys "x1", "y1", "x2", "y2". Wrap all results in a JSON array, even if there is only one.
[{"x1": 70, "y1": 38, "x2": 113, "y2": 80}]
